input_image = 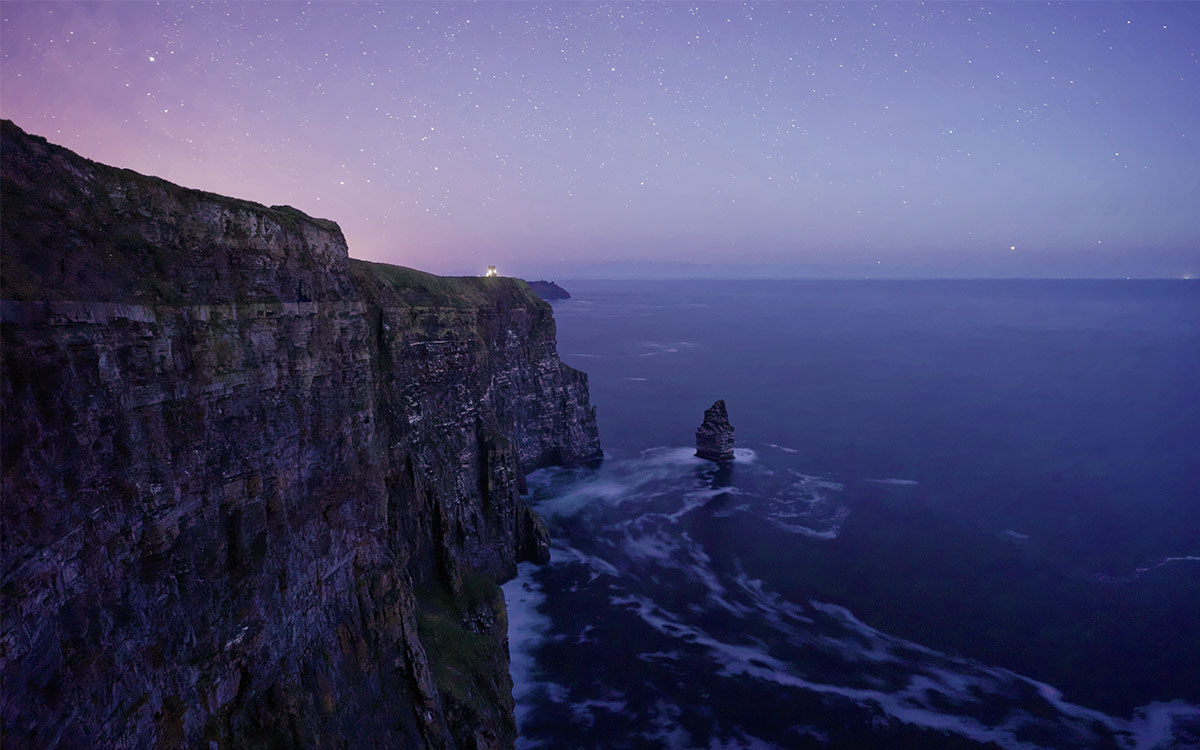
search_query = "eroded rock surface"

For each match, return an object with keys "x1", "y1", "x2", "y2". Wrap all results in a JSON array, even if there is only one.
[
  {"x1": 0, "y1": 120, "x2": 600, "y2": 749},
  {"x1": 695, "y1": 399, "x2": 735, "y2": 461}
]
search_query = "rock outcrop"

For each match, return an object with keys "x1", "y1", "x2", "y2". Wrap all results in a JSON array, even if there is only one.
[
  {"x1": 695, "y1": 400, "x2": 735, "y2": 461},
  {"x1": 0, "y1": 120, "x2": 601, "y2": 749},
  {"x1": 524, "y1": 280, "x2": 571, "y2": 300}
]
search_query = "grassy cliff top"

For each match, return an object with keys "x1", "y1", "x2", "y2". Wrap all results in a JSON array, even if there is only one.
[
  {"x1": 350, "y1": 260, "x2": 548, "y2": 311},
  {"x1": 1, "y1": 121, "x2": 353, "y2": 304},
  {"x1": 0, "y1": 120, "x2": 544, "y2": 313},
  {"x1": 0, "y1": 119, "x2": 341, "y2": 237}
]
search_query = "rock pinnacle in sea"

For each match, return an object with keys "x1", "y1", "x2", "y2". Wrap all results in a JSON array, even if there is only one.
[{"x1": 696, "y1": 399, "x2": 735, "y2": 461}]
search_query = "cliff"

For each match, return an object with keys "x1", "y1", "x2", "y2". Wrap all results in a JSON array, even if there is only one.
[
  {"x1": 0, "y1": 120, "x2": 601, "y2": 748},
  {"x1": 522, "y1": 280, "x2": 570, "y2": 301}
]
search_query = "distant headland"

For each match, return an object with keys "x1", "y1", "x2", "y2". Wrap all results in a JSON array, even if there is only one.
[{"x1": 525, "y1": 279, "x2": 571, "y2": 300}]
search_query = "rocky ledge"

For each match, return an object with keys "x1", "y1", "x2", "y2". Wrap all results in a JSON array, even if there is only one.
[
  {"x1": 0, "y1": 120, "x2": 601, "y2": 749},
  {"x1": 695, "y1": 400, "x2": 735, "y2": 462},
  {"x1": 524, "y1": 280, "x2": 571, "y2": 300}
]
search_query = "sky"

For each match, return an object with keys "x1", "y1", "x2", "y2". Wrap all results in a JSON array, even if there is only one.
[{"x1": 2, "y1": 2, "x2": 1198, "y2": 279}]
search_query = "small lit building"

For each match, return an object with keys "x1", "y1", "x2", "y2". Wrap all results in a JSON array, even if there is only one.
[{"x1": 485, "y1": 265, "x2": 498, "y2": 277}]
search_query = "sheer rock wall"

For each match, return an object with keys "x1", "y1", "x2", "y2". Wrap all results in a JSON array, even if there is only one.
[{"x1": 0, "y1": 120, "x2": 600, "y2": 749}]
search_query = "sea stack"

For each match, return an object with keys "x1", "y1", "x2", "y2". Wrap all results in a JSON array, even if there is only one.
[{"x1": 696, "y1": 399, "x2": 736, "y2": 461}]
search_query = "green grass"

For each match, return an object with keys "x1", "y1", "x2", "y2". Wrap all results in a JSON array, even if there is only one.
[
  {"x1": 350, "y1": 259, "x2": 545, "y2": 310},
  {"x1": 2, "y1": 120, "x2": 548, "y2": 315},
  {"x1": 414, "y1": 569, "x2": 507, "y2": 719}
]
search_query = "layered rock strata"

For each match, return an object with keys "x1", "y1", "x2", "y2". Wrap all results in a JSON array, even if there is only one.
[
  {"x1": 695, "y1": 400, "x2": 735, "y2": 461},
  {"x1": 0, "y1": 120, "x2": 601, "y2": 749}
]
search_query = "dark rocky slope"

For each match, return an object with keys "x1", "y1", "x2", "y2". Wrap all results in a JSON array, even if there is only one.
[
  {"x1": 0, "y1": 120, "x2": 600, "y2": 749},
  {"x1": 523, "y1": 280, "x2": 570, "y2": 300}
]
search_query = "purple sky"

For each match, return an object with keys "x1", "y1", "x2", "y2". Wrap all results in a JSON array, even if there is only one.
[{"x1": 2, "y1": 2, "x2": 1198, "y2": 278}]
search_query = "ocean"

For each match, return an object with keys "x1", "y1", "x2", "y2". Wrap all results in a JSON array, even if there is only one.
[{"x1": 502, "y1": 279, "x2": 1200, "y2": 749}]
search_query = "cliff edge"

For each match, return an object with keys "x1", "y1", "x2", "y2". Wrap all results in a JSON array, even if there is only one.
[{"x1": 0, "y1": 120, "x2": 601, "y2": 748}]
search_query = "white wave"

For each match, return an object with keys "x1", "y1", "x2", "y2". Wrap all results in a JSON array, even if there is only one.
[
  {"x1": 732, "y1": 447, "x2": 758, "y2": 463},
  {"x1": 807, "y1": 600, "x2": 944, "y2": 660},
  {"x1": 730, "y1": 570, "x2": 814, "y2": 626},
  {"x1": 502, "y1": 562, "x2": 567, "y2": 743},
  {"x1": 785, "y1": 470, "x2": 845, "y2": 493},
  {"x1": 644, "y1": 699, "x2": 695, "y2": 750},
  {"x1": 1127, "y1": 701, "x2": 1200, "y2": 750},
  {"x1": 761, "y1": 442, "x2": 800, "y2": 453},
  {"x1": 622, "y1": 377, "x2": 649, "y2": 381},
  {"x1": 708, "y1": 730, "x2": 781, "y2": 750},
  {"x1": 611, "y1": 582, "x2": 1200, "y2": 749},
  {"x1": 639, "y1": 340, "x2": 700, "y2": 350},
  {"x1": 1002, "y1": 529, "x2": 1031, "y2": 541},
  {"x1": 614, "y1": 594, "x2": 1066, "y2": 748},
  {"x1": 628, "y1": 341, "x2": 700, "y2": 358},
  {"x1": 569, "y1": 697, "x2": 629, "y2": 729},
  {"x1": 647, "y1": 445, "x2": 711, "y2": 464},
  {"x1": 617, "y1": 524, "x2": 750, "y2": 618},
  {"x1": 668, "y1": 486, "x2": 740, "y2": 521},
  {"x1": 1100, "y1": 554, "x2": 1200, "y2": 583},
  {"x1": 620, "y1": 526, "x2": 682, "y2": 565},
  {"x1": 638, "y1": 650, "x2": 683, "y2": 662},
  {"x1": 551, "y1": 545, "x2": 621, "y2": 578},
  {"x1": 532, "y1": 477, "x2": 633, "y2": 518},
  {"x1": 786, "y1": 725, "x2": 830, "y2": 745},
  {"x1": 526, "y1": 447, "x2": 745, "y2": 533},
  {"x1": 766, "y1": 505, "x2": 851, "y2": 540},
  {"x1": 810, "y1": 599, "x2": 1200, "y2": 749},
  {"x1": 576, "y1": 625, "x2": 597, "y2": 644},
  {"x1": 865, "y1": 477, "x2": 920, "y2": 486},
  {"x1": 767, "y1": 520, "x2": 841, "y2": 539},
  {"x1": 518, "y1": 453, "x2": 1199, "y2": 749}
]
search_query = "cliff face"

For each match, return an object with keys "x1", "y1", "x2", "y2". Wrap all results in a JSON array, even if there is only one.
[{"x1": 0, "y1": 121, "x2": 601, "y2": 748}]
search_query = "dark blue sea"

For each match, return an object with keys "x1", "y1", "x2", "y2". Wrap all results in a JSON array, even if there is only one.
[{"x1": 503, "y1": 280, "x2": 1200, "y2": 749}]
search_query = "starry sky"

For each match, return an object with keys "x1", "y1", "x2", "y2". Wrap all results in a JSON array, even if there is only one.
[{"x1": 2, "y1": 2, "x2": 1198, "y2": 279}]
